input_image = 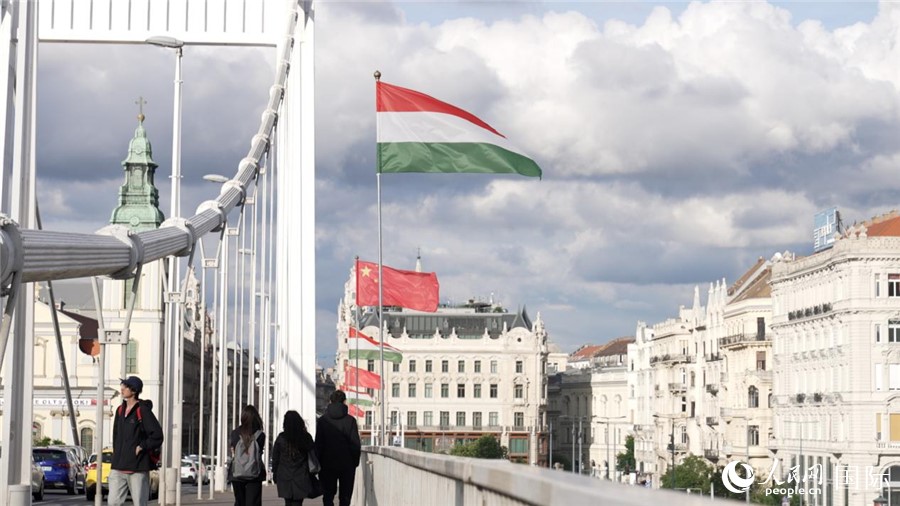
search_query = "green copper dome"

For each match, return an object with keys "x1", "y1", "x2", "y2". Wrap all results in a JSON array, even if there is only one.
[{"x1": 122, "y1": 115, "x2": 156, "y2": 166}]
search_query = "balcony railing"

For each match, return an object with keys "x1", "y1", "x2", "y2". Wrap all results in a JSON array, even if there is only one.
[
  {"x1": 669, "y1": 382, "x2": 687, "y2": 392},
  {"x1": 703, "y1": 448, "x2": 719, "y2": 460},
  {"x1": 650, "y1": 353, "x2": 694, "y2": 365},
  {"x1": 718, "y1": 332, "x2": 768, "y2": 348},
  {"x1": 705, "y1": 384, "x2": 719, "y2": 395},
  {"x1": 876, "y1": 442, "x2": 900, "y2": 449},
  {"x1": 705, "y1": 417, "x2": 718, "y2": 426}
]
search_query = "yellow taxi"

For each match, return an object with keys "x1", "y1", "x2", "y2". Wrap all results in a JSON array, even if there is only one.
[{"x1": 85, "y1": 450, "x2": 159, "y2": 501}]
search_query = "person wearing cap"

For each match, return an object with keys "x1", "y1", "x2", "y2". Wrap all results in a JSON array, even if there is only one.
[{"x1": 109, "y1": 375, "x2": 163, "y2": 506}]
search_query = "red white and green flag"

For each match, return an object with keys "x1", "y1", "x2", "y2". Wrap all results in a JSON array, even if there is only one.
[
  {"x1": 344, "y1": 388, "x2": 376, "y2": 407},
  {"x1": 376, "y1": 81, "x2": 542, "y2": 178},
  {"x1": 348, "y1": 327, "x2": 403, "y2": 364}
]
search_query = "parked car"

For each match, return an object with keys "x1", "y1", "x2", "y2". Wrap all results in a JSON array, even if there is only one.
[
  {"x1": 47, "y1": 446, "x2": 86, "y2": 493},
  {"x1": 187, "y1": 455, "x2": 210, "y2": 484},
  {"x1": 181, "y1": 459, "x2": 199, "y2": 484},
  {"x1": 30, "y1": 455, "x2": 44, "y2": 502},
  {"x1": 86, "y1": 450, "x2": 159, "y2": 501},
  {"x1": 33, "y1": 447, "x2": 82, "y2": 495}
]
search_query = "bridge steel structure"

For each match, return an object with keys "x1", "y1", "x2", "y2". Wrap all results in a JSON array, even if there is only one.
[{"x1": 0, "y1": 1, "x2": 315, "y2": 504}]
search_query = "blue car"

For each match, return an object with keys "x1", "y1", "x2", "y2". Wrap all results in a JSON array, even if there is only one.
[{"x1": 33, "y1": 448, "x2": 81, "y2": 495}]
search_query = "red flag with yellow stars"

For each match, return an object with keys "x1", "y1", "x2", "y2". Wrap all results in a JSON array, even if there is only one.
[{"x1": 355, "y1": 259, "x2": 439, "y2": 312}]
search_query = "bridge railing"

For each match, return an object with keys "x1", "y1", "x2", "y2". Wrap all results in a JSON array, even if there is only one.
[{"x1": 353, "y1": 446, "x2": 740, "y2": 506}]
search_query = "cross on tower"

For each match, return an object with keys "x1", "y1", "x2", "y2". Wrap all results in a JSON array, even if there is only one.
[{"x1": 135, "y1": 96, "x2": 147, "y2": 122}]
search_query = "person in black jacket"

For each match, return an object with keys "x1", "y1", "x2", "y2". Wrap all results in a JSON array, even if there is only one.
[
  {"x1": 229, "y1": 405, "x2": 267, "y2": 506},
  {"x1": 272, "y1": 411, "x2": 315, "y2": 505},
  {"x1": 109, "y1": 376, "x2": 163, "y2": 506},
  {"x1": 315, "y1": 390, "x2": 361, "y2": 506}
]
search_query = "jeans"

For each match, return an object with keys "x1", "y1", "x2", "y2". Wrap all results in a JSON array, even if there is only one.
[
  {"x1": 108, "y1": 469, "x2": 150, "y2": 506},
  {"x1": 320, "y1": 467, "x2": 356, "y2": 506}
]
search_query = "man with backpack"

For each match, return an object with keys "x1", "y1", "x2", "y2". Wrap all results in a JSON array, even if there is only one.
[
  {"x1": 110, "y1": 376, "x2": 163, "y2": 506},
  {"x1": 315, "y1": 390, "x2": 361, "y2": 506}
]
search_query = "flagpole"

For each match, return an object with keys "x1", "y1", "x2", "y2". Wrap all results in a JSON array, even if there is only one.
[
  {"x1": 375, "y1": 70, "x2": 387, "y2": 447},
  {"x1": 354, "y1": 257, "x2": 360, "y2": 418}
]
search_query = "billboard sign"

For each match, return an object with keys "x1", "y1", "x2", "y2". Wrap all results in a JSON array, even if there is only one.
[{"x1": 813, "y1": 208, "x2": 840, "y2": 252}]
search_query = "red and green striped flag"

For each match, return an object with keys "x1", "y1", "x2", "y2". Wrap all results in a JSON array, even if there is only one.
[
  {"x1": 345, "y1": 388, "x2": 376, "y2": 407},
  {"x1": 376, "y1": 81, "x2": 542, "y2": 178},
  {"x1": 348, "y1": 327, "x2": 403, "y2": 364}
]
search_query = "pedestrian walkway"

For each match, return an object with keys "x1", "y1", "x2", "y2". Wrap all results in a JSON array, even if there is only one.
[{"x1": 178, "y1": 484, "x2": 323, "y2": 506}]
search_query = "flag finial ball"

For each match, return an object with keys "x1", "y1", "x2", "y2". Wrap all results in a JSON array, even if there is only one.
[{"x1": 374, "y1": 70, "x2": 381, "y2": 81}]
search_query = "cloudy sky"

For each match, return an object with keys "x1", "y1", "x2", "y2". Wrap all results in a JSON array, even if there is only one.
[{"x1": 35, "y1": 0, "x2": 900, "y2": 364}]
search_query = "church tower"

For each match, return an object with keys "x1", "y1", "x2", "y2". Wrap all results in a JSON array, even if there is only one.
[{"x1": 109, "y1": 108, "x2": 165, "y2": 230}]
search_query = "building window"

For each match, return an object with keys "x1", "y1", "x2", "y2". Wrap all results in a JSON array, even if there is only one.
[
  {"x1": 441, "y1": 383, "x2": 449, "y2": 398},
  {"x1": 407, "y1": 411, "x2": 417, "y2": 428},
  {"x1": 514, "y1": 384, "x2": 524, "y2": 399},
  {"x1": 878, "y1": 324, "x2": 883, "y2": 343},
  {"x1": 514, "y1": 412, "x2": 524, "y2": 428},
  {"x1": 474, "y1": 384, "x2": 482, "y2": 398},
  {"x1": 458, "y1": 360, "x2": 465, "y2": 373},
  {"x1": 474, "y1": 360, "x2": 481, "y2": 373},
  {"x1": 748, "y1": 386, "x2": 759, "y2": 408},
  {"x1": 441, "y1": 360, "x2": 449, "y2": 373},
  {"x1": 365, "y1": 412, "x2": 373, "y2": 427},
  {"x1": 890, "y1": 319, "x2": 900, "y2": 343},
  {"x1": 80, "y1": 428, "x2": 94, "y2": 453},
  {"x1": 392, "y1": 362, "x2": 400, "y2": 372},
  {"x1": 392, "y1": 383, "x2": 400, "y2": 397},
  {"x1": 367, "y1": 360, "x2": 375, "y2": 372},
  {"x1": 877, "y1": 274, "x2": 882, "y2": 297},
  {"x1": 457, "y1": 383, "x2": 465, "y2": 398},
  {"x1": 490, "y1": 384, "x2": 498, "y2": 398},
  {"x1": 440, "y1": 411, "x2": 450, "y2": 428},
  {"x1": 408, "y1": 384, "x2": 417, "y2": 398},
  {"x1": 681, "y1": 396, "x2": 687, "y2": 413},
  {"x1": 425, "y1": 383, "x2": 433, "y2": 398},
  {"x1": 516, "y1": 360, "x2": 523, "y2": 373},
  {"x1": 425, "y1": 360, "x2": 432, "y2": 373},
  {"x1": 876, "y1": 364, "x2": 885, "y2": 391},
  {"x1": 423, "y1": 411, "x2": 433, "y2": 426},
  {"x1": 409, "y1": 360, "x2": 416, "y2": 373},
  {"x1": 490, "y1": 360, "x2": 498, "y2": 374},
  {"x1": 456, "y1": 412, "x2": 466, "y2": 427},
  {"x1": 891, "y1": 364, "x2": 900, "y2": 391},
  {"x1": 488, "y1": 412, "x2": 498, "y2": 427},
  {"x1": 891, "y1": 274, "x2": 900, "y2": 297},
  {"x1": 125, "y1": 341, "x2": 138, "y2": 374},
  {"x1": 390, "y1": 411, "x2": 398, "y2": 427},
  {"x1": 473, "y1": 412, "x2": 482, "y2": 428},
  {"x1": 748, "y1": 425, "x2": 760, "y2": 446},
  {"x1": 756, "y1": 351, "x2": 766, "y2": 371}
]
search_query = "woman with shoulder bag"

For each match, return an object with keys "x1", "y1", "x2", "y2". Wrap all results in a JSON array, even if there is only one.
[
  {"x1": 272, "y1": 410, "x2": 321, "y2": 506},
  {"x1": 229, "y1": 405, "x2": 267, "y2": 506}
]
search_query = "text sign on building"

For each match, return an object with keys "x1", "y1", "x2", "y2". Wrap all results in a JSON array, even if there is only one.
[{"x1": 813, "y1": 208, "x2": 840, "y2": 252}]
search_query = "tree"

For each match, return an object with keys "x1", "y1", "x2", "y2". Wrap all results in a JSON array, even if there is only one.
[
  {"x1": 616, "y1": 435, "x2": 636, "y2": 474},
  {"x1": 449, "y1": 435, "x2": 507, "y2": 459},
  {"x1": 660, "y1": 455, "x2": 712, "y2": 493},
  {"x1": 33, "y1": 437, "x2": 64, "y2": 447}
]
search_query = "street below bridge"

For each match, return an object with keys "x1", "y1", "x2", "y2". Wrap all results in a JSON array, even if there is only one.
[{"x1": 38, "y1": 484, "x2": 323, "y2": 506}]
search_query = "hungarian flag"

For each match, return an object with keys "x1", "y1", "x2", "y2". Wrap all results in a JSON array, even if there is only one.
[
  {"x1": 348, "y1": 327, "x2": 403, "y2": 364},
  {"x1": 356, "y1": 259, "x2": 439, "y2": 312},
  {"x1": 344, "y1": 364, "x2": 382, "y2": 390},
  {"x1": 376, "y1": 81, "x2": 542, "y2": 178},
  {"x1": 345, "y1": 387, "x2": 376, "y2": 407}
]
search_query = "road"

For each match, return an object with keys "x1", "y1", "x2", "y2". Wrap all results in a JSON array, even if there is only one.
[{"x1": 39, "y1": 483, "x2": 205, "y2": 506}]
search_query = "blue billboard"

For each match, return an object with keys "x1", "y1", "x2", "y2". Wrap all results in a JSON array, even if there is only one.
[{"x1": 813, "y1": 207, "x2": 841, "y2": 252}]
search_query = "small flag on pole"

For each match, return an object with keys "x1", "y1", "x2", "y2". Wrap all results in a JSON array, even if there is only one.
[
  {"x1": 344, "y1": 364, "x2": 382, "y2": 391},
  {"x1": 348, "y1": 404, "x2": 365, "y2": 418},
  {"x1": 348, "y1": 327, "x2": 403, "y2": 364},
  {"x1": 345, "y1": 388, "x2": 376, "y2": 407}
]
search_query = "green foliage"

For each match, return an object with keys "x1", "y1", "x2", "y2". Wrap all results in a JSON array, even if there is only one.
[
  {"x1": 660, "y1": 455, "x2": 713, "y2": 493},
  {"x1": 33, "y1": 437, "x2": 64, "y2": 447},
  {"x1": 449, "y1": 435, "x2": 507, "y2": 459},
  {"x1": 616, "y1": 435, "x2": 636, "y2": 473}
]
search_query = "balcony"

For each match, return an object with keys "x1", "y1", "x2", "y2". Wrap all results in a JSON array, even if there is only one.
[
  {"x1": 876, "y1": 442, "x2": 900, "y2": 450},
  {"x1": 705, "y1": 384, "x2": 719, "y2": 396},
  {"x1": 753, "y1": 370, "x2": 773, "y2": 381},
  {"x1": 669, "y1": 382, "x2": 687, "y2": 393},
  {"x1": 703, "y1": 448, "x2": 719, "y2": 460},
  {"x1": 650, "y1": 353, "x2": 694, "y2": 365},
  {"x1": 718, "y1": 332, "x2": 768, "y2": 349},
  {"x1": 705, "y1": 416, "x2": 718, "y2": 426}
]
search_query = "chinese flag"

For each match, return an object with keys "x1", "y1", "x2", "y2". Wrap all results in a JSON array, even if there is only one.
[
  {"x1": 355, "y1": 260, "x2": 439, "y2": 312},
  {"x1": 344, "y1": 364, "x2": 382, "y2": 390}
]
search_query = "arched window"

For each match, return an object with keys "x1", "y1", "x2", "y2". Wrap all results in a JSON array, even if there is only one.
[
  {"x1": 80, "y1": 428, "x2": 94, "y2": 453},
  {"x1": 748, "y1": 386, "x2": 759, "y2": 408},
  {"x1": 883, "y1": 465, "x2": 900, "y2": 504}
]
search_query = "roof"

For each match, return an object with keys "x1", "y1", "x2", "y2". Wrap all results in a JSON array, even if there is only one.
[
  {"x1": 728, "y1": 257, "x2": 766, "y2": 297},
  {"x1": 731, "y1": 267, "x2": 772, "y2": 303},
  {"x1": 861, "y1": 211, "x2": 900, "y2": 237},
  {"x1": 570, "y1": 345, "x2": 605, "y2": 361},
  {"x1": 361, "y1": 305, "x2": 534, "y2": 339},
  {"x1": 569, "y1": 337, "x2": 635, "y2": 360}
]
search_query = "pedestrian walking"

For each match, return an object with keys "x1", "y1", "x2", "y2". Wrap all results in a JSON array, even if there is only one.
[
  {"x1": 230, "y1": 405, "x2": 267, "y2": 506},
  {"x1": 272, "y1": 411, "x2": 318, "y2": 505},
  {"x1": 109, "y1": 376, "x2": 163, "y2": 506},
  {"x1": 315, "y1": 390, "x2": 361, "y2": 506}
]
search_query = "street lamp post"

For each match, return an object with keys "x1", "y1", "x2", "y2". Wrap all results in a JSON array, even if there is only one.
[
  {"x1": 653, "y1": 414, "x2": 680, "y2": 490},
  {"x1": 147, "y1": 34, "x2": 185, "y2": 506},
  {"x1": 594, "y1": 416, "x2": 626, "y2": 481}
]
